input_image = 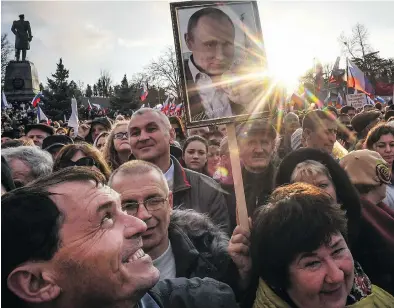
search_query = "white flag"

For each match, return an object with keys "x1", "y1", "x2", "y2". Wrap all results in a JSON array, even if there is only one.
[{"x1": 68, "y1": 98, "x2": 79, "y2": 138}]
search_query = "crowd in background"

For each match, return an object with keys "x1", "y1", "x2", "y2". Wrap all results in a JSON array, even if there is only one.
[{"x1": 2, "y1": 100, "x2": 394, "y2": 308}]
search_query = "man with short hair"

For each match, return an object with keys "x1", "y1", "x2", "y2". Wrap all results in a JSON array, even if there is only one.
[
  {"x1": 25, "y1": 123, "x2": 54, "y2": 147},
  {"x1": 340, "y1": 105, "x2": 356, "y2": 119},
  {"x1": 277, "y1": 112, "x2": 300, "y2": 159},
  {"x1": 302, "y1": 110, "x2": 338, "y2": 154},
  {"x1": 184, "y1": 7, "x2": 235, "y2": 119},
  {"x1": 109, "y1": 160, "x2": 242, "y2": 290},
  {"x1": 128, "y1": 108, "x2": 230, "y2": 231},
  {"x1": 2, "y1": 167, "x2": 238, "y2": 308},
  {"x1": 236, "y1": 119, "x2": 278, "y2": 215},
  {"x1": 2, "y1": 145, "x2": 53, "y2": 187}
]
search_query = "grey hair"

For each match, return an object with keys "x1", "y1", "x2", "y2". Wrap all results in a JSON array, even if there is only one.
[
  {"x1": 291, "y1": 160, "x2": 332, "y2": 183},
  {"x1": 131, "y1": 108, "x2": 171, "y2": 131},
  {"x1": 2, "y1": 146, "x2": 54, "y2": 180}
]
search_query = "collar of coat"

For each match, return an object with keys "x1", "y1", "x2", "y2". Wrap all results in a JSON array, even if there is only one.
[{"x1": 168, "y1": 209, "x2": 230, "y2": 278}]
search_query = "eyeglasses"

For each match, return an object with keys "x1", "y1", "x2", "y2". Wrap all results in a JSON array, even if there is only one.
[
  {"x1": 61, "y1": 157, "x2": 98, "y2": 168},
  {"x1": 114, "y1": 132, "x2": 129, "y2": 140},
  {"x1": 122, "y1": 197, "x2": 168, "y2": 216}
]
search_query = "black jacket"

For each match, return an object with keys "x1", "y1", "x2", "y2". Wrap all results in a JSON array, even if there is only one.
[
  {"x1": 171, "y1": 157, "x2": 230, "y2": 233},
  {"x1": 149, "y1": 277, "x2": 238, "y2": 308},
  {"x1": 169, "y1": 209, "x2": 239, "y2": 291}
]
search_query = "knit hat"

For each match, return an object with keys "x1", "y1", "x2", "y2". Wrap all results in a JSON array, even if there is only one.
[
  {"x1": 340, "y1": 149, "x2": 391, "y2": 185},
  {"x1": 291, "y1": 128, "x2": 303, "y2": 150},
  {"x1": 350, "y1": 111, "x2": 381, "y2": 133},
  {"x1": 90, "y1": 117, "x2": 112, "y2": 131}
]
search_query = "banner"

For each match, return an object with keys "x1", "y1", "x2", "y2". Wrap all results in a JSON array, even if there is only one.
[{"x1": 346, "y1": 93, "x2": 367, "y2": 109}]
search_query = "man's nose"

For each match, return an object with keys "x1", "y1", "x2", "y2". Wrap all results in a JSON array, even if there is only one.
[
  {"x1": 215, "y1": 44, "x2": 225, "y2": 60},
  {"x1": 123, "y1": 213, "x2": 147, "y2": 239}
]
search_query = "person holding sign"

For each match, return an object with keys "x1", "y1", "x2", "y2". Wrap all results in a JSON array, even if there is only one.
[{"x1": 236, "y1": 119, "x2": 279, "y2": 216}]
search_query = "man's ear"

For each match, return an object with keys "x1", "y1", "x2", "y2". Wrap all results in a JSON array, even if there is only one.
[
  {"x1": 169, "y1": 128, "x2": 176, "y2": 144},
  {"x1": 168, "y1": 191, "x2": 173, "y2": 211},
  {"x1": 302, "y1": 128, "x2": 311, "y2": 142},
  {"x1": 7, "y1": 263, "x2": 61, "y2": 304},
  {"x1": 185, "y1": 32, "x2": 192, "y2": 50}
]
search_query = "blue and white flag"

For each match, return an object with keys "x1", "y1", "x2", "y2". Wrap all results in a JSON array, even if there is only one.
[
  {"x1": 37, "y1": 106, "x2": 50, "y2": 124},
  {"x1": 2, "y1": 92, "x2": 9, "y2": 109}
]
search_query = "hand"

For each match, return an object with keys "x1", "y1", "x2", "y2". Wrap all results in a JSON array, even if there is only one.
[{"x1": 228, "y1": 222, "x2": 252, "y2": 290}]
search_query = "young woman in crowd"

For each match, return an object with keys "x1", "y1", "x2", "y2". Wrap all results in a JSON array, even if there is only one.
[
  {"x1": 206, "y1": 140, "x2": 221, "y2": 177},
  {"x1": 53, "y1": 143, "x2": 111, "y2": 180},
  {"x1": 364, "y1": 123, "x2": 394, "y2": 210},
  {"x1": 93, "y1": 131, "x2": 109, "y2": 151},
  {"x1": 182, "y1": 135, "x2": 208, "y2": 174},
  {"x1": 102, "y1": 121, "x2": 131, "y2": 171},
  {"x1": 248, "y1": 183, "x2": 393, "y2": 307}
]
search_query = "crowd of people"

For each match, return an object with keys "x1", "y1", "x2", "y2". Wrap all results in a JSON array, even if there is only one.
[{"x1": 2, "y1": 101, "x2": 394, "y2": 307}]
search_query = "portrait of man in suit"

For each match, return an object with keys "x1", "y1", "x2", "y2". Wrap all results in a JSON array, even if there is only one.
[{"x1": 184, "y1": 8, "x2": 236, "y2": 120}]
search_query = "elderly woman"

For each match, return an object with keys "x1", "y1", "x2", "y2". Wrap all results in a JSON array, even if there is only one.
[
  {"x1": 365, "y1": 123, "x2": 394, "y2": 210},
  {"x1": 53, "y1": 143, "x2": 111, "y2": 180},
  {"x1": 249, "y1": 183, "x2": 393, "y2": 307},
  {"x1": 275, "y1": 148, "x2": 361, "y2": 246},
  {"x1": 102, "y1": 121, "x2": 131, "y2": 171}
]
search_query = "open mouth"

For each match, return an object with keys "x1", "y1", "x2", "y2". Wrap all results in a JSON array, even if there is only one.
[{"x1": 122, "y1": 248, "x2": 145, "y2": 263}]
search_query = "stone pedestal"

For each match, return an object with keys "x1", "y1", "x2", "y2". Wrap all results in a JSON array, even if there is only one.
[{"x1": 3, "y1": 61, "x2": 40, "y2": 103}]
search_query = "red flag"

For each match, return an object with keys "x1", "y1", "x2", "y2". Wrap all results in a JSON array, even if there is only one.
[{"x1": 375, "y1": 81, "x2": 394, "y2": 96}]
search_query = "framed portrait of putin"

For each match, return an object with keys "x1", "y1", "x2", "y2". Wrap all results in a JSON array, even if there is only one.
[{"x1": 171, "y1": 1, "x2": 272, "y2": 127}]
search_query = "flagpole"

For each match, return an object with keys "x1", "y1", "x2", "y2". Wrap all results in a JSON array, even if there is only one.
[{"x1": 346, "y1": 57, "x2": 349, "y2": 95}]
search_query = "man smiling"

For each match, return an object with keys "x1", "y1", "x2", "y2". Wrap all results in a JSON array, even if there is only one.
[{"x1": 2, "y1": 167, "x2": 238, "y2": 308}]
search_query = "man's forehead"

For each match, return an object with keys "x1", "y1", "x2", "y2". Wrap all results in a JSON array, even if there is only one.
[
  {"x1": 49, "y1": 181, "x2": 120, "y2": 212},
  {"x1": 129, "y1": 112, "x2": 163, "y2": 128},
  {"x1": 27, "y1": 129, "x2": 46, "y2": 136},
  {"x1": 195, "y1": 15, "x2": 234, "y2": 40}
]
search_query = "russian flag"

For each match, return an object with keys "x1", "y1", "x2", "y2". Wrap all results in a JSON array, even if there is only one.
[
  {"x1": 161, "y1": 96, "x2": 170, "y2": 115},
  {"x1": 175, "y1": 103, "x2": 183, "y2": 116},
  {"x1": 347, "y1": 60, "x2": 374, "y2": 95},
  {"x1": 87, "y1": 99, "x2": 93, "y2": 111},
  {"x1": 140, "y1": 82, "x2": 149, "y2": 102},
  {"x1": 31, "y1": 92, "x2": 43, "y2": 107},
  {"x1": 37, "y1": 106, "x2": 50, "y2": 124}
]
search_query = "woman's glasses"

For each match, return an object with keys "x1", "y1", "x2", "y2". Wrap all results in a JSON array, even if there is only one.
[{"x1": 114, "y1": 132, "x2": 129, "y2": 140}]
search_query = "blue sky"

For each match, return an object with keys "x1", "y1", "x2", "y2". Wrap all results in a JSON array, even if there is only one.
[{"x1": 2, "y1": 1, "x2": 393, "y2": 91}]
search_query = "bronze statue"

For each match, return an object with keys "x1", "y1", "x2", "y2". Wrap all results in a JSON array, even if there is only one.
[{"x1": 11, "y1": 14, "x2": 33, "y2": 61}]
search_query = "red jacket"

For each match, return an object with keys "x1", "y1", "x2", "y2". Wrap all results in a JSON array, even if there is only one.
[{"x1": 353, "y1": 198, "x2": 394, "y2": 294}]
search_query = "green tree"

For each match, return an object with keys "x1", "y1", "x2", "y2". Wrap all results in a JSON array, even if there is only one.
[
  {"x1": 110, "y1": 74, "x2": 139, "y2": 113},
  {"x1": 42, "y1": 58, "x2": 73, "y2": 120},
  {"x1": 85, "y1": 84, "x2": 93, "y2": 97},
  {"x1": 1, "y1": 33, "x2": 13, "y2": 87},
  {"x1": 93, "y1": 84, "x2": 98, "y2": 96},
  {"x1": 339, "y1": 24, "x2": 394, "y2": 86}
]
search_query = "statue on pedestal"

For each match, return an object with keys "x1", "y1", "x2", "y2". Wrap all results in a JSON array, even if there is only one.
[{"x1": 11, "y1": 14, "x2": 33, "y2": 62}]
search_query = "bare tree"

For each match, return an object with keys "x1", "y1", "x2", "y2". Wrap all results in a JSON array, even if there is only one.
[
  {"x1": 339, "y1": 23, "x2": 372, "y2": 59},
  {"x1": 146, "y1": 46, "x2": 181, "y2": 99},
  {"x1": 99, "y1": 69, "x2": 112, "y2": 97},
  {"x1": 1, "y1": 33, "x2": 13, "y2": 86}
]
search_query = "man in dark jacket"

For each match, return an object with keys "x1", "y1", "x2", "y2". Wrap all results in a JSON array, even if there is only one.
[
  {"x1": 2, "y1": 167, "x2": 238, "y2": 308},
  {"x1": 127, "y1": 108, "x2": 230, "y2": 231},
  {"x1": 109, "y1": 160, "x2": 243, "y2": 294},
  {"x1": 236, "y1": 119, "x2": 279, "y2": 217}
]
